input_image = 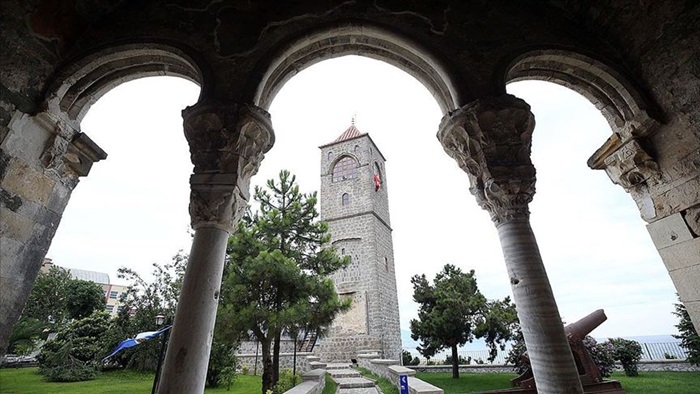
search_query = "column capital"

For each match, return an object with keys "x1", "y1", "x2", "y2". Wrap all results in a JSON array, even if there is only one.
[
  {"x1": 39, "y1": 113, "x2": 107, "y2": 188},
  {"x1": 183, "y1": 101, "x2": 275, "y2": 231},
  {"x1": 437, "y1": 95, "x2": 536, "y2": 225}
]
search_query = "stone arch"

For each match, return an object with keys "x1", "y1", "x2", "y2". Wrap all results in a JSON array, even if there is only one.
[
  {"x1": 503, "y1": 49, "x2": 660, "y2": 140},
  {"x1": 251, "y1": 24, "x2": 460, "y2": 114},
  {"x1": 43, "y1": 42, "x2": 209, "y2": 128}
]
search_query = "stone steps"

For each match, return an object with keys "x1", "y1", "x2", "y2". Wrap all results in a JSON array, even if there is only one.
[
  {"x1": 326, "y1": 361, "x2": 379, "y2": 393},
  {"x1": 334, "y1": 377, "x2": 377, "y2": 389},
  {"x1": 328, "y1": 369, "x2": 362, "y2": 378}
]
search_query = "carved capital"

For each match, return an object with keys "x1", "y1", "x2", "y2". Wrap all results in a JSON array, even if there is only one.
[
  {"x1": 602, "y1": 139, "x2": 660, "y2": 191},
  {"x1": 40, "y1": 115, "x2": 107, "y2": 188},
  {"x1": 183, "y1": 101, "x2": 275, "y2": 231},
  {"x1": 437, "y1": 95, "x2": 536, "y2": 225}
]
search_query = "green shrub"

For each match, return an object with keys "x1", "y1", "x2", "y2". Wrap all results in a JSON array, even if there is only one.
[
  {"x1": 583, "y1": 336, "x2": 616, "y2": 378},
  {"x1": 272, "y1": 369, "x2": 300, "y2": 394},
  {"x1": 443, "y1": 354, "x2": 470, "y2": 365},
  {"x1": 608, "y1": 338, "x2": 643, "y2": 377}
]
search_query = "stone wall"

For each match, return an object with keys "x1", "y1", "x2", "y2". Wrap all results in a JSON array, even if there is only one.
[
  {"x1": 0, "y1": 112, "x2": 105, "y2": 354},
  {"x1": 237, "y1": 352, "x2": 312, "y2": 375}
]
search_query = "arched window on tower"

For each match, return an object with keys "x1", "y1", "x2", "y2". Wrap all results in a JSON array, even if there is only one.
[
  {"x1": 332, "y1": 156, "x2": 358, "y2": 182},
  {"x1": 328, "y1": 151, "x2": 334, "y2": 161},
  {"x1": 341, "y1": 193, "x2": 350, "y2": 206}
]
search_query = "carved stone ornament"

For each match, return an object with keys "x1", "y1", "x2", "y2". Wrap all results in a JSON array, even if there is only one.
[
  {"x1": 602, "y1": 138, "x2": 660, "y2": 191},
  {"x1": 437, "y1": 95, "x2": 536, "y2": 225},
  {"x1": 183, "y1": 101, "x2": 275, "y2": 231},
  {"x1": 40, "y1": 114, "x2": 107, "y2": 188}
]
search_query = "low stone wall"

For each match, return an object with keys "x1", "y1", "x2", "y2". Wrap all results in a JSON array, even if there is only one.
[
  {"x1": 636, "y1": 360, "x2": 700, "y2": 372},
  {"x1": 408, "y1": 364, "x2": 514, "y2": 374},
  {"x1": 408, "y1": 361, "x2": 700, "y2": 374},
  {"x1": 238, "y1": 352, "x2": 312, "y2": 374},
  {"x1": 284, "y1": 369, "x2": 326, "y2": 394}
]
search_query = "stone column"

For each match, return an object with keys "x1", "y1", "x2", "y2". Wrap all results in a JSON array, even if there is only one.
[
  {"x1": 437, "y1": 95, "x2": 583, "y2": 394},
  {"x1": 1, "y1": 112, "x2": 106, "y2": 358},
  {"x1": 158, "y1": 101, "x2": 274, "y2": 393}
]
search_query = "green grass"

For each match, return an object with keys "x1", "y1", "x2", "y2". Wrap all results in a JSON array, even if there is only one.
[
  {"x1": 415, "y1": 371, "x2": 517, "y2": 393},
  {"x1": 0, "y1": 367, "x2": 262, "y2": 394},
  {"x1": 322, "y1": 372, "x2": 336, "y2": 394},
  {"x1": 354, "y1": 367, "x2": 398, "y2": 394},
  {"x1": 612, "y1": 371, "x2": 700, "y2": 394},
  {"x1": 415, "y1": 371, "x2": 700, "y2": 394}
]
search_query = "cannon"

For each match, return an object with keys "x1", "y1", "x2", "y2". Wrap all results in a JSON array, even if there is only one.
[{"x1": 507, "y1": 309, "x2": 625, "y2": 394}]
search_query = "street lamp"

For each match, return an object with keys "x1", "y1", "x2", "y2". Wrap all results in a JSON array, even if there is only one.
[{"x1": 151, "y1": 314, "x2": 170, "y2": 394}]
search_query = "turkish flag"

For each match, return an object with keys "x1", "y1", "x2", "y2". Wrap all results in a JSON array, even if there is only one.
[{"x1": 373, "y1": 174, "x2": 381, "y2": 191}]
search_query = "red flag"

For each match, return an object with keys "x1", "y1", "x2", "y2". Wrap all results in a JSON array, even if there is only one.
[{"x1": 373, "y1": 173, "x2": 381, "y2": 191}]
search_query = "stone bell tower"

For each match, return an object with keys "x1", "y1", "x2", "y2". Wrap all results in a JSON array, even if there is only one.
[{"x1": 316, "y1": 122, "x2": 402, "y2": 362}]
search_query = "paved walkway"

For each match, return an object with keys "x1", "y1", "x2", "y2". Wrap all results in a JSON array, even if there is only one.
[{"x1": 327, "y1": 363, "x2": 380, "y2": 394}]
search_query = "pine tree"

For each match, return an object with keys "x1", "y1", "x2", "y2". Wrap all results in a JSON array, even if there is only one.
[
  {"x1": 673, "y1": 300, "x2": 700, "y2": 366},
  {"x1": 218, "y1": 170, "x2": 349, "y2": 394},
  {"x1": 410, "y1": 264, "x2": 516, "y2": 378}
]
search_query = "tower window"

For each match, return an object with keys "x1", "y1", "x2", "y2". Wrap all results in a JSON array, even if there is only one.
[
  {"x1": 328, "y1": 151, "x2": 334, "y2": 161},
  {"x1": 384, "y1": 257, "x2": 389, "y2": 272},
  {"x1": 341, "y1": 193, "x2": 350, "y2": 206},
  {"x1": 332, "y1": 156, "x2": 358, "y2": 182},
  {"x1": 354, "y1": 145, "x2": 360, "y2": 153}
]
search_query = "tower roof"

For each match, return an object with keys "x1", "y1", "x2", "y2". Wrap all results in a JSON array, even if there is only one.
[{"x1": 329, "y1": 123, "x2": 366, "y2": 145}]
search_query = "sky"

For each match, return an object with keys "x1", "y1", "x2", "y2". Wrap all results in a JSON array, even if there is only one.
[{"x1": 46, "y1": 56, "x2": 680, "y2": 346}]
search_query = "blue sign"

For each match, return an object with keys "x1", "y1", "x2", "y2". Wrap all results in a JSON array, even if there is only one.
[{"x1": 399, "y1": 375, "x2": 409, "y2": 394}]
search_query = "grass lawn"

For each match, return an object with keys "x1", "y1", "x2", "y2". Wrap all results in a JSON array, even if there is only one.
[
  {"x1": 415, "y1": 371, "x2": 700, "y2": 394},
  {"x1": 0, "y1": 367, "x2": 262, "y2": 394},
  {"x1": 354, "y1": 367, "x2": 398, "y2": 394}
]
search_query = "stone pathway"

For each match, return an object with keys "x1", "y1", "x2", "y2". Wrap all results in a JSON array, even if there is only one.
[{"x1": 326, "y1": 363, "x2": 380, "y2": 394}]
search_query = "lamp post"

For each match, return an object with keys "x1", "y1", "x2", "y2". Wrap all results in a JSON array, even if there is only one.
[{"x1": 151, "y1": 314, "x2": 169, "y2": 394}]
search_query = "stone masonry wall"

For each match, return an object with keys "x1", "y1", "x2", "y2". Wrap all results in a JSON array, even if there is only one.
[{"x1": 0, "y1": 111, "x2": 105, "y2": 355}]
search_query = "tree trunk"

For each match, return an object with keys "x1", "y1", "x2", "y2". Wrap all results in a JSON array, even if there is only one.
[
  {"x1": 497, "y1": 217, "x2": 583, "y2": 393},
  {"x1": 451, "y1": 344, "x2": 459, "y2": 379},
  {"x1": 261, "y1": 339, "x2": 273, "y2": 394},
  {"x1": 272, "y1": 330, "x2": 281, "y2": 386}
]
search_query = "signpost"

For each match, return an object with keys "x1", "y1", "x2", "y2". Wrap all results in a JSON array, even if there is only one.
[{"x1": 399, "y1": 375, "x2": 409, "y2": 394}]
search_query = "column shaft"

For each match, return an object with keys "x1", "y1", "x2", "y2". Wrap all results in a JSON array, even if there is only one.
[
  {"x1": 157, "y1": 227, "x2": 229, "y2": 393},
  {"x1": 497, "y1": 218, "x2": 582, "y2": 393}
]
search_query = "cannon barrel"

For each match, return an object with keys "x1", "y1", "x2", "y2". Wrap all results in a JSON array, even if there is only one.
[{"x1": 565, "y1": 309, "x2": 607, "y2": 339}]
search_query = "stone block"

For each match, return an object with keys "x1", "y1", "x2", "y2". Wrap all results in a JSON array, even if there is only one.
[
  {"x1": 1, "y1": 158, "x2": 55, "y2": 205},
  {"x1": 658, "y1": 237, "x2": 700, "y2": 272},
  {"x1": 0, "y1": 207, "x2": 34, "y2": 242},
  {"x1": 668, "y1": 265, "x2": 700, "y2": 302},
  {"x1": 647, "y1": 213, "x2": 694, "y2": 250},
  {"x1": 408, "y1": 377, "x2": 444, "y2": 394},
  {"x1": 388, "y1": 365, "x2": 416, "y2": 376},
  {"x1": 302, "y1": 368, "x2": 326, "y2": 382}
]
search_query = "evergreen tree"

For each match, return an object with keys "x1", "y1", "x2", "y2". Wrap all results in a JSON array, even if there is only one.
[
  {"x1": 218, "y1": 170, "x2": 349, "y2": 394},
  {"x1": 22, "y1": 265, "x2": 73, "y2": 325},
  {"x1": 673, "y1": 300, "x2": 700, "y2": 366},
  {"x1": 410, "y1": 264, "x2": 516, "y2": 378},
  {"x1": 37, "y1": 311, "x2": 111, "y2": 382},
  {"x1": 66, "y1": 280, "x2": 106, "y2": 320}
]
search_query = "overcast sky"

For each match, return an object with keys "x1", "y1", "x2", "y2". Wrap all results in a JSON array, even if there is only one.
[{"x1": 47, "y1": 56, "x2": 679, "y2": 343}]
